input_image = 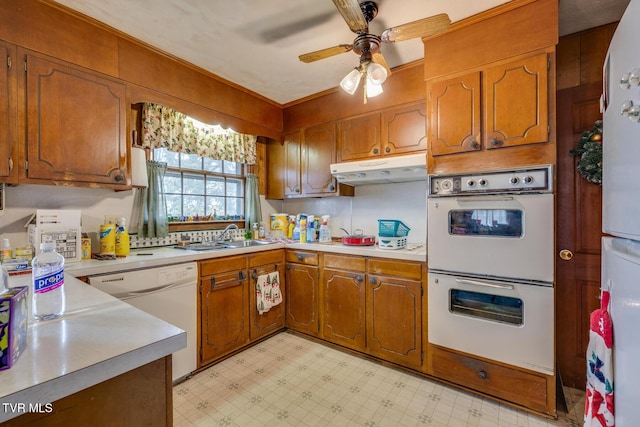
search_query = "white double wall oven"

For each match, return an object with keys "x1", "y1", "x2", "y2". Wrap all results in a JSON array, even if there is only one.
[{"x1": 427, "y1": 166, "x2": 554, "y2": 375}]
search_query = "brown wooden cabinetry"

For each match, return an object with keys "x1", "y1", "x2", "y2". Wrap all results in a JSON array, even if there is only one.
[
  {"x1": 283, "y1": 130, "x2": 302, "y2": 197},
  {"x1": 285, "y1": 250, "x2": 320, "y2": 336},
  {"x1": 248, "y1": 250, "x2": 285, "y2": 341},
  {"x1": 338, "y1": 101, "x2": 426, "y2": 162},
  {"x1": 19, "y1": 49, "x2": 129, "y2": 188},
  {"x1": 199, "y1": 256, "x2": 250, "y2": 366},
  {"x1": 428, "y1": 53, "x2": 549, "y2": 157},
  {"x1": 428, "y1": 345, "x2": 554, "y2": 415},
  {"x1": 321, "y1": 254, "x2": 367, "y2": 352},
  {"x1": 0, "y1": 41, "x2": 16, "y2": 182},
  {"x1": 302, "y1": 122, "x2": 337, "y2": 196},
  {"x1": 367, "y1": 258, "x2": 423, "y2": 370}
]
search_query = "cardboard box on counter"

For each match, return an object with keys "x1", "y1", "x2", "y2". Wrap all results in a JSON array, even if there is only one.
[
  {"x1": 25, "y1": 210, "x2": 82, "y2": 263},
  {"x1": 0, "y1": 286, "x2": 28, "y2": 370}
]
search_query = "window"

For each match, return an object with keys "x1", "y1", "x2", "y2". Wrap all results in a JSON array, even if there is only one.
[{"x1": 154, "y1": 147, "x2": 245, "y2": 221}]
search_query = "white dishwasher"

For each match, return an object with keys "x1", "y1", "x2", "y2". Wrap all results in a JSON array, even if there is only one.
[{"x1": 87, "y1": 262, "x2": 198, "y2": 383}]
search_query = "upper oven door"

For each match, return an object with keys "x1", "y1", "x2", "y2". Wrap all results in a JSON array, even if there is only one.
[{"x1": 427, "y1": 193, "x2": 554, "y2": 283}]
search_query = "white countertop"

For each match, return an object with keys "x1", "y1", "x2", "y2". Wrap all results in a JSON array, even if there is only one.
[
  {"x1": 62, "y1": 241, "x2": 425, "y2": 278},
  {"x1": 0, "y1": 275, "x2": 185, "y2": 423}
]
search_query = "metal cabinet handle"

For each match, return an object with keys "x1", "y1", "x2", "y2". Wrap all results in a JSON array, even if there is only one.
[
  {"x1": 114, "y1": 174, "x2": 125, "y2": 182},
  {"x1": 373, "y1": 148, "x2": 379, "y2": 154},
  {"x1": 489, "y1": 138, "x2": 504, "y2": 148},
  {"x1": 469, "y1": 140, "x2": 480, "y2": 150},
  {"x1": 478, "y1": 370, "x2": 488, "y2": 379},
  {"x1": 369, "y1": 277, "x2": 376, "y2": 284},
  {"x1": 355, "y1": 275, "x2": 363, "y2": 282},
  {"x1": 286, "y1": 265, "x2": 291, "y2": 270},
  {"x1": 327, "y1": 182, "x2": 335, "y2": 192},
  {"x1": 297, "y1": 254, "x2": 303, "y2": 261},
  {"x1": 251, "y1": 270, "x2": 258, "y2": 280},
  {"x1": 385, "y1": 147, "x2": 391, "y2": 153},
  {"x1": 559, "y1": 249, "x2": 574, "y2": 261},
  {"x1": 239, "y1": 271, "x2": 246, "y2": 280}
]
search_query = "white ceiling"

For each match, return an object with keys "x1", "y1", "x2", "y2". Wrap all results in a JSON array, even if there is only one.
[{"x1": 52, "y1": 0, "x2": 630, "y2": 105}]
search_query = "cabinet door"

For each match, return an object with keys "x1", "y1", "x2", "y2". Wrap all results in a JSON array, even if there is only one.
[
  {"x1": 249, "y1": 261, "x2": 285, "y2": 340},
  {"x1": 338, "y1": 113, "x2": 381, "y2": 161},
  {"x1": 200, "y1": 270, "x2": 249, "y2": 365},
  {"x1": 266, "y1": 139, "x2": 285, "y2": 199},
  {"x1": 285, "y1": 263, "x2": 319, "y2": 336},
  {"x1": 22, "y1": 51, "x2": 128, "y2": 187},
  {"x1": 322, "y1": 268, "x2": 366, "y2": 351},
  {"x1": 381, "y1": 103, "x2": 427, "y2": 155},
  {"x1": 0, "y1": 42, "x2": 16, "y2": 182},
  {"x1": 302, "y1": 122, "x2": 337, "y2": 196},
  {"x1": 484, "y1": 53, "x2": 549, "y2": 148},
  {"x1": 283, "y1": 130, "x2": 301, "y2": 197},
  {"x1": 428, "y1": 72, "x2": 481, "y2": 156},
  {"x1": 367, "y1": 274, "x2": 422, "y2": 370}
]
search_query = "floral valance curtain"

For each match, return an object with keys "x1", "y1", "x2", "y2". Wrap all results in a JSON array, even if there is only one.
[{"x1": 141, "y1": 102, "x2": 257, "y2": 165}]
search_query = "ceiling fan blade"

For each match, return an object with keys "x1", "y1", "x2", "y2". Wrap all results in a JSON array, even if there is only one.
[
  {"x1": 372, "y1": 52, "x2": 392, "y2": 77},
  {"x1": 380, "y1": 13, "x2": 451, "y2": 43},
  {"x1": 332, "y1": 0, "x2": 368, "y2": 33},
  {"x1": 299, "y1": 44, "x2": 354, "y2": 63}
]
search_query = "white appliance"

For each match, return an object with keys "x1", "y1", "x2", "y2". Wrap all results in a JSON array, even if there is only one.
[
  {"x1": 330, "y1": 153, "x2": 426, "y2": 185},
  {"x1": 87, "y1": 262, "x2": 198, "y2": 383},
  {"x1": 602, "y1": 0, "x2": 640, "y2": 423},
  {"x1": 427, "y1": 166, "x2": 554, "y2": 375}
]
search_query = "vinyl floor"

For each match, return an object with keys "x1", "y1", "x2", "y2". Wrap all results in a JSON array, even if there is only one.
[{"x1": 173, "y1": 332, "x2": 585, "y2": 427}]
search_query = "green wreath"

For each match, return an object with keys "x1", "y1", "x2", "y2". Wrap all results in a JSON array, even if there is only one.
[{"x1": 570, "y1": 119, "x2": 603, "y2": 185}]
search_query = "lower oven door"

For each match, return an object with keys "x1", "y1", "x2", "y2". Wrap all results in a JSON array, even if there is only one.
[
  {"x1": 427, "y1": 193, "x2": 554, "y2": 283},
  {"x1": 428, "y1": 271, "x2": 554, "y2": 375}
]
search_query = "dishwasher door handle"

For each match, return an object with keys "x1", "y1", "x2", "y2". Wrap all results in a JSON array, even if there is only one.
[{"x1": 126, "y1": 283, "x2": 181, "y2": 297}]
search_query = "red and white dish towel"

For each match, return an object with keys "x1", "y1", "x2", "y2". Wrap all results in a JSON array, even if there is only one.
[
  {"x1": 584, "y1": 289, "x2": 614, "y2": 427},
  {"x1": 256, "y1": 271, "x2": 282, "y2": 314}
]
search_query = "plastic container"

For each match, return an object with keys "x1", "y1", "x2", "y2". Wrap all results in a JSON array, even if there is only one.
[
  {"x1": 378, "y1": 236, "x2": 408, "y2": 250},
  {"x1": 115, "y1": 217, "x2": 130, "y2": 258},
  {"x1": 319, "y1": 215, "x2": 332, "y2": 243},
  {"x1": 99, "y1": 224, "x2": 116, "y2": 256},
  {"x1": 31, "y1": 242, "x2": 65, "y2": 321},
  {"x1": 378, "y1": 219, "x2": 411, "y2": 237},
  {"x1": 0, "y1": 238, "x2": 12, "y2": 262}
]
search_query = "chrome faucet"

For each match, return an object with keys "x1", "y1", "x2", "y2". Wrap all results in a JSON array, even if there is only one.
[{"x1": 214, "y1": 223, "x2": 239, "y2": 243}]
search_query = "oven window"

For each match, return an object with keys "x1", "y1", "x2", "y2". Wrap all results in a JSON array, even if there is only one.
[
  {"x1": 450, "y1": 289, "x2": 523, "y2": 325},
  {"x1": 449, "y1": 209, "x2": 523, "y2": 237}
]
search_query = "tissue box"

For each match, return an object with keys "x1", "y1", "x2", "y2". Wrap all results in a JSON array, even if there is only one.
[
  {"x1": 26, "y1": 209, "x2": 82, "y2": 263},
  {"x1": 0, "y1": 286, "x2": 28, "y2": 370}
]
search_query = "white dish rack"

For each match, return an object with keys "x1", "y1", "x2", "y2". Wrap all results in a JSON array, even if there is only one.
[
  {"x1": 377, "y1": 219, "x2": 410, "y2": 250},
  {"x1": 378, "y1": 236, "x2": 408, "y2": 250}
]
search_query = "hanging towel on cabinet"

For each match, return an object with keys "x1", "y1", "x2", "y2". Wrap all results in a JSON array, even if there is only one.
[
  {"x1": 584, "y1": 289, "x2": 614, "y2": 427},
  {"x1": 256, "y1": 271, "x2": 282, "y2": 314}
]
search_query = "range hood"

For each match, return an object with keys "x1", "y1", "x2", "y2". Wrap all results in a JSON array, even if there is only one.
[{"x1": 330, "y1": 153, "x2": 427, "y2": 186}]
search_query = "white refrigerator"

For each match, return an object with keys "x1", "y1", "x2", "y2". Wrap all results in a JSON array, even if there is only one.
[{"x1": 602, "y1": 0, "x2": 640, "y2": 424}]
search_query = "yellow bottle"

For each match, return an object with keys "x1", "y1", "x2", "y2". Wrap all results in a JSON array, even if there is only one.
[{"x1": 115, "y1": 217, "x2": 130, "y2": 258}]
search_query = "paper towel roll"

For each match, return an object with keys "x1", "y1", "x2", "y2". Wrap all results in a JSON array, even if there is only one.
[{"x1": 131, "y1": 146, "x2": 148, "y2": 188}]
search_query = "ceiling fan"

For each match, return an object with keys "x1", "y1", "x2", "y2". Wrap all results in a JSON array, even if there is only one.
[{"x1": 299, "y1": 0, "x2": 451, "y2": 101}]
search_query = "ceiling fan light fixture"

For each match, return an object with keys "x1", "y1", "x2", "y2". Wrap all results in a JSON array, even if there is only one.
[
  {"x1": 365, "y1": 76, "x2": 384, "y2": 98},
  {"x1": 340, "y1": 68, "x2": 363, "y2": 95},
  {"x1": 366, "y1": 62, "x2": 388, "y2": 85}
]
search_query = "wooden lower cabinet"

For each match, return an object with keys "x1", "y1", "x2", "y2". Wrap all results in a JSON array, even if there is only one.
[
  {"x1": 199, "y1": 256, "x2": 250, "y2": 366},
  {"x1": 248, "y1": 250, "x2": 286, "y2": 341},
  {"x1": 285, "y1": 250, "x2": 320, "y2": 336},
  {"x1": 428, "y1": 344, "x2": 555, "y2": 415},
  {"x1": 322, "y1": 254, "x2": 367, "y2": 352}
]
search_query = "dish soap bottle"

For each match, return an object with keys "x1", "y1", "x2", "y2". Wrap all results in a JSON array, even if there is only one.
[
  {"x1": 32, "y1": 242, "x2": 65, "y2": 321},
  {"x1": 319, "y1": 215, "x2": 332, "y2": 243},
  {"x1": 115, "y1": 217, "x2": 130, "y2": 258}
]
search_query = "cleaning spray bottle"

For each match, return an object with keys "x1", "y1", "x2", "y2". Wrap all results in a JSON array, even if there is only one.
[{"x1": 319, "y1": 215, "x2": 332, "y2": 243}]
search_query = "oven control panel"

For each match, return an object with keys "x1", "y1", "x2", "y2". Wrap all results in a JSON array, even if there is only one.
[{"x1": 428, "y1": 165, "x2": 552, "y2": 196}]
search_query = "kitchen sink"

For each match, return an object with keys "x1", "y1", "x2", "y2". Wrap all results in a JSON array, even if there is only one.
[{"x1": 174, "y1": 240, "x2": 276, "y2": 251}]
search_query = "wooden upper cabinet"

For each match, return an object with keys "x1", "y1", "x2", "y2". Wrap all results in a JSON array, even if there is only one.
[
  {"x1": 428, "y1": 53, "x2": 549, "y2": 157},
  {"x1": 0, "y1": 41, "x2": 16, "y2": 182},
  {"x1": 302, "y1": 122, "x2": 337, "y2": 196},
  {"x1": 484, "y1": 53, "x2": 549, "y2": 149},
  {"x1": 381, "y1": 102, "x2": 427, "y2": 155},
  {"x1": 428, "y1": 72, "x2": 481, "y2": 156},
  {"x1": 338, "y1": 101, "x2": 427, "y2": 161},
  {"x1": 21, "y1": 50, "x2": 129, "y2": 188},
  {"x1": 283, "y1": 130, "x2": 302, "y2": 197},
  {"x1": 338, "y1": 113, "x2": 381, "y2": 161}
]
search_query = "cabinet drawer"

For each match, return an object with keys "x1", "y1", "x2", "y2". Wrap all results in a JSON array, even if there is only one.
[
  {"x1": 368, "y1": 258, "x2": 422, "y2": 280},
  {"x1": 323, "y1": 253, "x2": 365, "y2": 272},
  {"x1": 430, "y1": 345, "x2": 549, "y2": 413},
  {"x1": 199, "y1": 255, "x2": 247, "y2": 276},
  {"x1": 285, "y1": 250, "x2": 318, "y2": 265},
  {"x1": 249, "y1": 249, "x2": 284, "y2": 268}
]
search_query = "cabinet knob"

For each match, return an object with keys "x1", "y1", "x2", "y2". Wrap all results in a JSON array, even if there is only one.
[
  {"x1": 286, "y1": 265, "x2": 291, "y2": 270},
  {"x1": 239, "y1": 271, "x2": 246, "y2": 280},
  {"x1": 469, "y1": 140, "x2": 480, "y2": 150},
  {"x1": 327, "y1": 182, "x2": 335, "y2": 192},
  {"x1": 355, "y1": 275, "x2": 363, "y2": 282},
  {"x1": 373, "y1": 148, "x2": 379, "y2": 154},
  {"x1": 478, "y1": 370, "x2": 488, "y2": 379},
  {"x1": 369, "y1": 277, "x2": 376, "y2": 285},
  {"x1": 385, "y1": 147, "x2": 391, "y2": 153},
  {"x1": 559, "y1": 249, "x2": 574, "y2": 261},
  {"x1": 251, "y1": 270, "x2": 258, "y2": 280},
  {"x1": 114, "y1": 174, "x2": 125, "y2": 182},
  {"x1": 489, "y1": 138, "x2": 504, "y2": 148}
]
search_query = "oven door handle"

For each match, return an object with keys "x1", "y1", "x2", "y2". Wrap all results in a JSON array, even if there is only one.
[
  {"x1": 457, "y1": 196, "x2": 515, "y2": 202},
  {"x1": 455, "y1": 278, "x2": 515, "y2": 290}
]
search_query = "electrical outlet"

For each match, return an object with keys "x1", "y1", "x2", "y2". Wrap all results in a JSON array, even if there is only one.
[{"x1": 104, "y1": 215, "x2": 120, "y2": 224}]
